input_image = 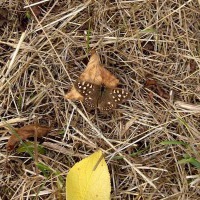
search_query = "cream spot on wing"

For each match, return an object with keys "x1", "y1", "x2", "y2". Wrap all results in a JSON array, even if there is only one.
[
  {"x1": 113, "y1": 90, "x2": 116, "y2": 93},
  {"x1": 90, "y1": 85, "x2": 93, "y2": 88},
  {"x1": 123, "y1": 95, "x2": 126, "y2": 98},
  {"x1": 108, "y1": 102, "x2": 111, "y2": 105},
  {"x1": 122, "y1": 90, "x2": 124, "y2": 94},
  {"x1": 88, "y1": 97, "x2": 92, "y2": 100},
  {"x1": 117, "y1": 90, "x2": 119, "y2": 93},
  {"x1": 118, "y1": 94, "x2": 121, "y2": 97},
  {"x1": 79, "y1": 85, "x2": 82, "y2": 88},
  {"x1": 118, "y1": 98, "x2": 120, "y2": 101},
  {"x1": 88, "y1": 91, "x2": 91, "y2": 94},
  {"x1": 83, "y1": 87, "x2": 86, "y2": 90},
  {"x1": 115, "y1": 99, "x2": 117, "y2": 102},
  {"x1": 82, "y1": 81, "x2": 85, "y2": 85},
  {"x1": 87, "y1": 83, "x2": 90, "y2": 86},
  {"x1": 112, "y1": 96, "x2": 115, "y2": 99}
]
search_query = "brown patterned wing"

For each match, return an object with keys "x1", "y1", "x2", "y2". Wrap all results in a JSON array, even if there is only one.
[
  {"x1": 98, "y1": 88, "x2": 129, "y2": 111},
  {"x1": 74, "y1": 81, "x2": 101, "y2": 109}
]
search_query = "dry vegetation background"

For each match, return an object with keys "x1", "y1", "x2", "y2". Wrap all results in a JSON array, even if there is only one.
[{"x1": 1, "y1": 0, "x2": 200, "y2": 199}]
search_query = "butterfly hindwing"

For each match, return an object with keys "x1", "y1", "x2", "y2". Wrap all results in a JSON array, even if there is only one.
[
  {"x1": 98, "y1": 88, "x2": 129, "y2": 111},
  {"x1": 74, "y1": 81, "x2": 101, "y2": 109}
]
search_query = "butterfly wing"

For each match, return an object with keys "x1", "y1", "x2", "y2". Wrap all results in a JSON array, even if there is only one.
[
  {"x1": 98, "y1": 88, "x2": 129, "y2": 111},
  {"x1": 74, "y1": 81, "x2": 101, "y2": 109}
]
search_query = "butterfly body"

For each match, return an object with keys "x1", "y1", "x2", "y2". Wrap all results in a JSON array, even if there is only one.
[{"x1": 75, "y1": 81, "x2": 129, "y2": 111}]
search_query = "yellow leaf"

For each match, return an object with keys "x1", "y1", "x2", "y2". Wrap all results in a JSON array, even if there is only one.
[{"x1": 66, "y1": 150, "x2": 111, "y2": 200}]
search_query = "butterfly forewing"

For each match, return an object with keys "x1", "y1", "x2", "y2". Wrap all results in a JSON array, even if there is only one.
[
  {"x1": 98, "y1": 88, "x2": 129, "y2": 111},
  {"x1": 74, "y1": 81, "x2": 101, "y2": 109}
]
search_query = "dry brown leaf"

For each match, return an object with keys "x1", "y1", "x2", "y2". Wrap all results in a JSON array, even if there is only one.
[
  {"x1": 144, "y1": 78, "x2": 169, "y2": 100},
  {"x1": 79, "y1": 50, "x2": 119, "y2": 87},
  {"x1": 64, "y1": 87, "x2": 84, "y2": 101},
  {"x1": 6, "y1": 124, "x2": 52, "y2": 151},
  {"x1": 30, "y1": 5, "x2": 41, "y2": 18},
  {"x1": 0, "y1": 8, "x2": 8, "y2": 27},
  {"x1": 144, "y1": 79, "x2": 157, "y2": 87},
  {"x1": 189, "y1": 60, "x2": 197, "y2": 73},
  {"x1": 29, "y1": 0, "x2": 42, "y2": 18},
  {"x1": 65, "y1": 50, "x2": 119, "y2": 101},
  {"x1": 141, "y1": 41, "x2": 154, "y2": 55}
]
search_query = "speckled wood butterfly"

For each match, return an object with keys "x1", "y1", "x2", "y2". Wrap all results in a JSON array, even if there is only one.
[{"x1": 74, "y1": 81, "x2": 129, "y2": 111}]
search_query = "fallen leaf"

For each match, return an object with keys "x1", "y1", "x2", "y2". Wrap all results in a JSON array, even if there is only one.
[
  {"x1": 29, "y1": 0, "x2": 42, "y2": 18},
  {"x1": 65, "y1": 50, "x2": 119, "y2": 101},
  {"x1": 0, "y1": 8, "x2": 8, "y2": 27},
  {"x1": 66, "y1": 150, "x2": 111, "y2": 200},
  {"x1": 144, "y1": 78, "x2": 157, "y2": 87},
  {"x1": 79, "y1": 50, "x2": 119, "y2": 87},
  {"x1": 189, "y1": 60, "x2": 197, "y2": 73},
  {"x1": 30, "y1": 5, "x2": 41, "y2": 18},
  {"x1": 6, "y1": 124, "x2": 52, "y2": 151},
  {"x1": 144, "y1": 78, "x2": 169, "y2": 100},
  {"x1": 141, "y1": 41, "x2": 154, "y2": 55},
  {"x1": 64, "y1": 87, "x2": 84, "y2": 101}
]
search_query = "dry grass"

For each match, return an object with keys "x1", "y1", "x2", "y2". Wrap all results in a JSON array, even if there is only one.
[{"x1": 1, "y1": 0, "x2": 200, "y2": 199}]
